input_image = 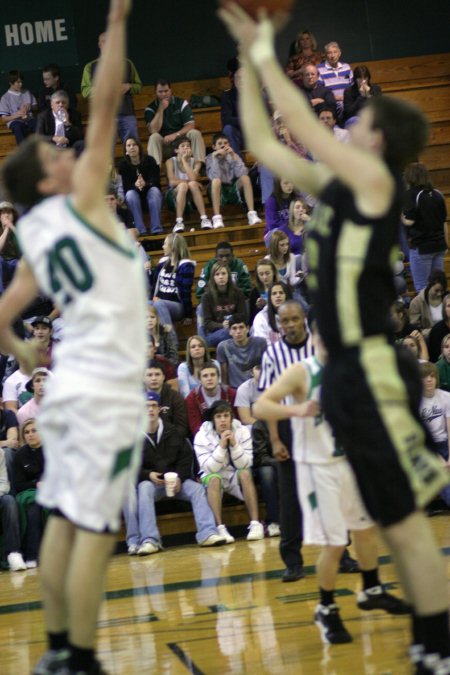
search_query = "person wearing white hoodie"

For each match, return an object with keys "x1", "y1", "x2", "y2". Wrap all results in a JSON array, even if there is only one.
[{"x1": 194, "y1": 399, "x2": 264, "y2": 543}]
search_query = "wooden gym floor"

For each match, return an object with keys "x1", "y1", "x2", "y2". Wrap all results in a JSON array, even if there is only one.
[{"x1": 0, "y1": 516, "x2": 449, "y2": 675}]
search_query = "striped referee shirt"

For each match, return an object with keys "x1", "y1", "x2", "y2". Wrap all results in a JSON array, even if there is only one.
[{"x1": 258, "y1": 334, "x2": 315, "y2": 392}]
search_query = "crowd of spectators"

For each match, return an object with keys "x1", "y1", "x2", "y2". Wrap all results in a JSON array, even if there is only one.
[{"x1": 0, "y1": 26, "x2": 448, "y2": 568}]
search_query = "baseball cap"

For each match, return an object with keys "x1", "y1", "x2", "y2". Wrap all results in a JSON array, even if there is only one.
[
  {"x1": 31, "y1": 316, "x2": 52, "y2": 329},
  {"x1": 26, "y1": 367, "x2": 51, "y2": 392},
  {"x1": 0, "y1": 201, "x2": 18, "y2": 216},
  {"x1": 146, "y1": 391, "x2": 161, "y2": 404}
]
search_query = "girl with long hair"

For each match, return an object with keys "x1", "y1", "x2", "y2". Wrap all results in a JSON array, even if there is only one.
[
  {"x1": 252, "y1": 281, "x2": 292, "y2": 346},
  {"x1": 343, "y1": 65, "x2": 382, "y2": 125},
  {"x1": 146, "y1": 305, "x2": 178, "y2": 366},
  {"x1": 264, "y1": 178, "x2": 296, "y2": 240},
  {"x1": 249, "y1": 258, "x2": 279, "y2": 324},
  {"x1": 201, "y1": 262, "x2": 246, "y2": 347}
]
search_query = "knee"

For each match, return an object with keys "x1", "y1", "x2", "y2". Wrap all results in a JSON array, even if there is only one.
[
  {"x1": 211, "y1": 178, "x2": 221, "y2": 189},
  {"x1": 138, "y1": 480, "x2": 155, "y2": 499},
  {"x1": 125, "y1": 190, "x2": 138, "y2": 204},
  {"x1": 207, "y1": 476, "x2": 221, "y2": 493},
  {"x1": 188, "y1": 181, "x2": 200, "y2": 191},
  {"x1": 177, "y1": 182, "x2": 188, "y2": 194},
  {"x1": 187, "y1": 129, "x2": 201, "y2": 140},
  {"x1": 238, "y1": 469, "x2": 253, "y2": 486}
]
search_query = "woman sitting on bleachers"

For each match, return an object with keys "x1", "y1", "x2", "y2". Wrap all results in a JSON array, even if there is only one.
[
  {"x1": 280, "y1": 198, "x2": 311, "y2": 255},
  {"x1": 264, "y1": 178, "x2": 297, "y2": 243},
  {"x1": 201, "y1": 262, "x2": 246, "y2": 347},
  {"x1": 252, "y1": 281, "x2": 292, "y2": 346},
  {"x1": 177, "y1": 335, "x2": 220, "y2": 398},
  {"x1": 428, "y1": 294, "x2": 450, "y2": 362},
  {"x1": 147, "y1": 306, "x2": 178, "y2": 367},
  {"x1": 151, "y1": 233, "x2": 196, "y2": 333},
  {"x1": 249, "y1": 258, "x2": 279, "y2": 324},
  {"x1": 409, "y1": 269, "x2": 447, "y2": 338}
]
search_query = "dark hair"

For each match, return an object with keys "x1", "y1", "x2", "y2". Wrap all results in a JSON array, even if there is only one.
[
  {"x1": 272, "y1": 178, "x2": 295, "y2": 209},
  {"x1": 106, "y1": 183, "x2": 118, "y2": 198},
  {"x1": 212, "y1": 132, "x2": 229, "y2": 146},
  {"x1": 0, "y1": 135, "x2": 46, "y2": 209},
  {"x1": 173, "y1": 135, "x2": 190, "y2": 151},
  {"x1": 404, "y1": 162, "x2": 434, "y2": 191},
  {"x1": 216, "y1": 241, "x2": 233, "y2": 253},
  {"x1": 155, "y1": 78, "x2": 171, "y2": 88},
  {"x1": 424, "y1": 269, "x2": 447, "y2": 304},
  {"x1": 352, "y1": 65, "x2": 372, "y2": 86},
  {"x1": 8, "y1": 69, "x2": 23, "y2": 85},
  {"x1": 318, "y1": 106, "x2": 336, "y2": 120},
  {"x1": 207, "y1": 262, "x2": 234, "y2": 307},
  {"x1": 368, "y1": 96, "x2": 429, "y2": 171},
  {"x1": 147, "y1": 359, "x2": 165, "y2": 375},
  {"x1": 42, "y1": 63, "x2": 60, "y2": 78},
  {"x1": 267, "y1": 281, "x2": 292, "y2": 332},
  {"x1": 199, "y1": 360, "x2": 220, "y2": 375},
  {"x1": 229, "y1": 313, "x2": 248, "y2": 329},
  {"x1": 210, "y1": 400, "x2": 233, "y2": 424},
  {"x1": 123, "y1": 135, "x2": 144, "y2": 162}
]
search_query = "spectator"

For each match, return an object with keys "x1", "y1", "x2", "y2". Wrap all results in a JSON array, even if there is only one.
[
  {"x1": 147, "y1": 335, "x2": 176, "y2": 381},
  {"x1": 81, "y1": 32, "x2": 141, "y2": 143},
  {"x1": 420, "y1": 362, "x2": 450, "y2": 460},
  {"x1": 251, "y1": 418, "x2": 280, "y2": 536},
  {"x1": 390, "y1": 300, "x2": 420, "y2": 342},
  {"x1": 0, "y1": 201, "x2": 20, "y2": 293},
  {"x1": 235, "y1": 363, "x2": 262, "y2": 427},
  {"x1": 343, "y1": 65, "x2": 382, "y2": 126},
  {"x1": 105, "y1": 184, "x2": 135, "y2": 233},
  {"x1": 0, "y1": 402, "x2": 19, "y2": 455},
  {"x1": 196, "y1": 241, "x2": 251, "y2": 301},
  {"x1": 107, "y1": 164, "x2": 125, "y2": 203},
  {"x1": 177, "y1": 336, "x2": 220, "y2": 398},
  {"x1": 264, "y1": 179, "x2": 296, "y2": 239},
  {"x1": 402, "y1": 162, "x2": 447, "y2": 293},
  {"x1": 317, "y1": 42, "x2": 353, "y2": 117},
  {"x1": 37, "y1": 63, "x2": 78, "y2": 113},
  {"x1": 206, "y1": 132, "x2": 261, "y2": 229},
  {"x1": 0, "y1": 70, "x2": 37, "y2": 145},
  {"x1": 402, "y1": 333, "x2": 429, "y2": 362},
  {"x1": 2, "y1": 360, "x2": 32, "y2": 412},
  {"x1": 194, "y1": 399, "x2": 264, "y2": 543},
  {"x1": 216, "y1": 314, "x2": 266, "y2": 388},
  {"x1": 318, "y1": 107, "x2": 350, "y2": 143},
  {"x1": 123, "y1": 391, "x2": 225, "y2": 555},
  {"x1": 296, "y1": 64, "x2": 337, "y2": 117},
  {"x1": 166, "y1": 136, "x2": 212, "y2": 233},
  {"x1": 145, "y1": 79, "x2": 206, "y2": 166},
  {"x1": 249, "y1": 258, "x2": 279, "y2": 324},
  {"x1": 201, "y1": 262, "x2": 247, "y2": 347},
  {"x1": 259, "y1": 110, "x2": 308, "y2": 204},
  {"x1": 221, "y1": 65, "x2": 243, "y2": 155},
  {"x1": 30, "y1": 316, "x2": 57, "y2": 364},
  {"x1": 151, "y1": 233, "x2": 196, "y2": 330},
  {"x1": 118, "y1": 136, "x2": 163, "y2": 235},
  {"x1": 0, "y1": 447, "x2": 26, "y2": 571},
  {"x1": 12, "y1": 419, "x2": 46, "y2": 568},
  {"x1": 266, "y1": 230, "x2": 301, "y2": 290},
  {"x1": 186, "y1": 361, "x2": 237, "y2": 438},
  {"x1": 436, "y1": 335, "x2": 450, "y2": 393},
  {"x1": 280, "y1": 198, "x2": 311, "y2": 255},
  {"x1": 146, "y1": 306, "x2": 178, "y2": 366},
  {"x1": 36, "y1": 90, "x2": 84, "y2": 155},
  {"x1": 409, "y1": 269, "x2": 447, "y2": 338},
  {"x1": 144, "y1": 360, "x2": 187, "y2": 438},
  {"x1": 17, "y1": 368, "x2": 50, "y2": 427},
  {"x1": 428, "y1": 294, "x2": 450, "y2": 362},
  {"x1": 286, "y1": 29, "x2": 324, "y2": 82},
  {"x1": 252, "y1": 281, "x2": 292, "y2": 346}
]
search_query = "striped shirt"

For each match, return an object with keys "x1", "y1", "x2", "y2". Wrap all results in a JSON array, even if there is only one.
[
  {"x1": 258, "y1": 334, "x2": 315, "y2": 393},
  {"x1": 317, "y1": 61, "x2": 353, "y2": 101}
]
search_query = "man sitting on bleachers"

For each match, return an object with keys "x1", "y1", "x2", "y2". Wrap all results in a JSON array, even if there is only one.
[
  {"x1": 145, "y1": 79, "x2": 206, "y2": 166},
  {"x1": 123, "y1": 391, "x2": 226, "y2": 555},
  {"x1": 186, "y1": 361, "x2": 237, "y2": 438},
  {"x1": 0, "y1": 70, "x2": 37, "y2": 145},
  {"x1": 144, "y1": 360, "x2": 188, "y2": 438}
]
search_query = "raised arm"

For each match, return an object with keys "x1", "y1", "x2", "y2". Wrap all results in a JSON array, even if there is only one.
[
  {"x1": 219, "y1": 5, "x2": 393, "y2": 215},
  {"x1": 72, "y1": 0, "x2": 131, "y2": 217}
]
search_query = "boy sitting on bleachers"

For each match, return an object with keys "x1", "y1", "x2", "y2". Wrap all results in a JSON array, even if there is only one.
[{"x1": 205, "y1": 132, "x2": 261, "y2": 229}]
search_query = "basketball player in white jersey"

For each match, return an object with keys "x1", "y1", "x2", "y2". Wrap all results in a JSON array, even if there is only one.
[
  {"x1": 0, "y1": 2, "x2": 146, "y2": 674},
  {"x1": 254, "y1": 329, "x2": 409, "y2": 645}
]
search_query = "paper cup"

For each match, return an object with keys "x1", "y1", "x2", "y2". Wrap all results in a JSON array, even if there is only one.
[{"x1": 164, "y1": 472, "x2": 178, "y2": 497}]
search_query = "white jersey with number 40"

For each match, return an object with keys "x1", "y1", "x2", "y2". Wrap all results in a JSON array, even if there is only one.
[
  {"x1": 290, "y1": 356, "x2": 344, "y2": 464},
  {"x1": 17, "y1": 194, "x2": 147, "y2": 384}
]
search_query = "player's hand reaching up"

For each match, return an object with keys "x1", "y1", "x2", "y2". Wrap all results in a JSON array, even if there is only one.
[{"x1": 108, "y1": 0, "x2": 132, "y2": 23}]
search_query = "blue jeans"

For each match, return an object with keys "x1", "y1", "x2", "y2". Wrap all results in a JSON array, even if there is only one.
[
  {"x1": 9, "y1": 118, "x2": 36, "y2": 144},
  {"x1": 259, "y1": 165, "x2": 274, "y2": 205},
  {"x1": 0, "y1": 257, "x2": 18, "y2": 293},
  {"x1": 117, "y1": 115, "x2": 139, "y2": 144},
  {"x1": 125, "y1": 187, "x2": 163, "y2": 234},
  {"x1": 123, "y1": 478, "x2": 218, "y2": 545},
  {"x1": 253, "y1": 465, "x2": 279, "y2": 524},
  {"x1": 205, "y1": 327, "x2": 230, "y2": 347},
  {"x1": 408, "y1": 248, "x2": 444, "y2": 293},
  {"x1": 150, "y1": 299, "x2": 184, "y2": 327},
  {"x1": 223, "y1": 124, "x2": 243, "y2": 155}
]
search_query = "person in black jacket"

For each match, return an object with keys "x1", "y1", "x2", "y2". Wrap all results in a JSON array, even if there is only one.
[
  {"x1": 123, "y1": 391, "x2": 225, "y2": 554},
  {"x1": 36, "y1": 90, "x2": 84, "y2": 156},
  {"x1": 12, "y1": 418, "x2": 46, "y2": 568}
]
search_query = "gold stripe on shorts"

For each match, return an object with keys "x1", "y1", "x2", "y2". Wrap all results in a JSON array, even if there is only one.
[{"x1": 359, "y1": 338, "x2": 449, "y2": 509}]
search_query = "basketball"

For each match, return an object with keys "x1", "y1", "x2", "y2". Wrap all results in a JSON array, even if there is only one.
[{"x1": 219, "y1": 0, "x2": 295, "y2": 19}]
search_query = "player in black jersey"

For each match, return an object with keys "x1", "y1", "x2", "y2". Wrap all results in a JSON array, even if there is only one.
[{"x1": 219, "y1": 5, "x2": 449, "y2": 674}]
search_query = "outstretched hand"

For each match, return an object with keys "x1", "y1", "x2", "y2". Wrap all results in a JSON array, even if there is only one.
[
  {"x1": 108, "y1": 0, "x2": 132, "y2": 22},
  {"x1": 217, "y1": 3, "x2": 288, "y2": 60}
]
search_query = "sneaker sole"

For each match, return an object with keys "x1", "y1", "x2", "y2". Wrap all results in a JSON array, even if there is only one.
[{"x1": 357, "y1": 600, "x2": 410, "y2": 615}]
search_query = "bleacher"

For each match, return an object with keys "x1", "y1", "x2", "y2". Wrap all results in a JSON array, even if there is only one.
[{"x1": 1, "y1": 52, "x2": 450, "y2": 538}]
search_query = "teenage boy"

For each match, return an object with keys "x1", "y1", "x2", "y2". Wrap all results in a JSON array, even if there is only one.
[
  {"x1": 205, "y1": 132, "x2": 261, "y2": 228},
  {"x1": 186, "y1": 361, "x2": 237, "y2": 437},
  {"x1": 217, "y1": 314, "x2": 266, "y2": 388},
  {"x1": 0, "y1": 70, "x2": 37, "y2": 144}
]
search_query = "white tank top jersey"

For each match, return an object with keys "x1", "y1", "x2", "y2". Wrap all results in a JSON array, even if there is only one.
[
  {"x1": 290, "y1": 356, "x2": 344, "y2": 464},
  {"x1": 16, "y1": 195, "x2": 147, "y2": 385}
]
